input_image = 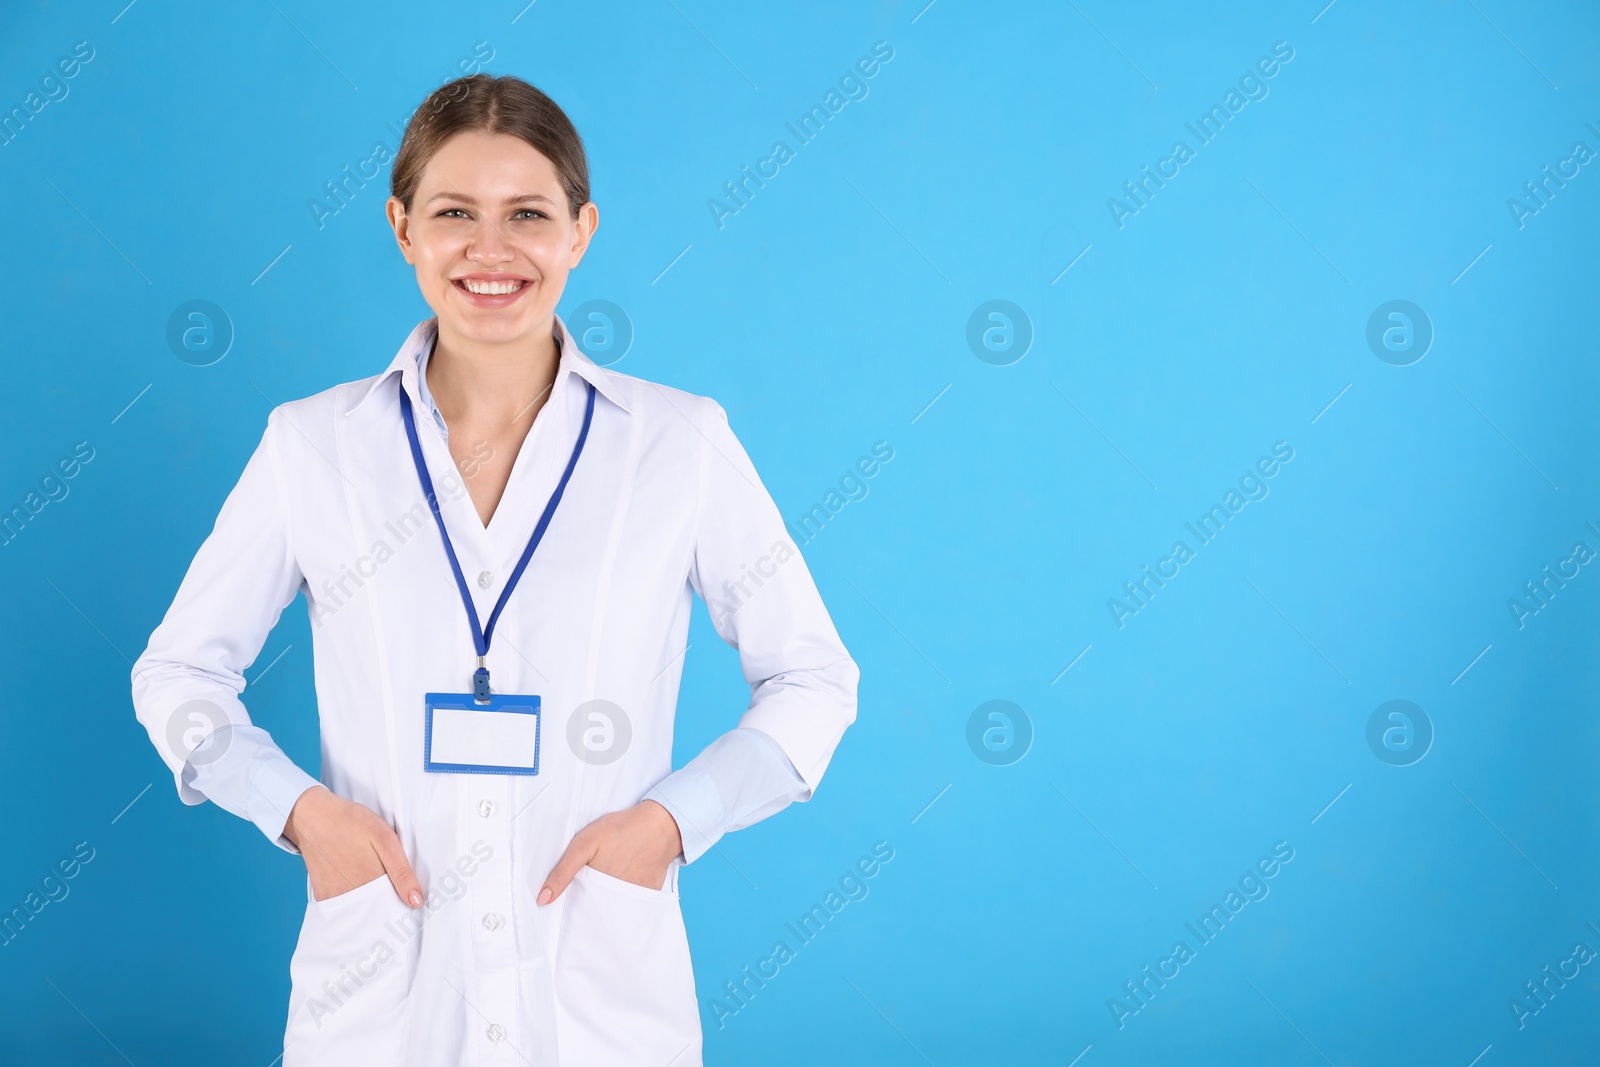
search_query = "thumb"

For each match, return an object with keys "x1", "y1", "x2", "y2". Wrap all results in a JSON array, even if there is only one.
[
  {"x1": 539, "y1": 834, "x2": 596, "y2": 906},
  {"x1": 374, "y1": 828, "x2": 425, "y2": 909}
]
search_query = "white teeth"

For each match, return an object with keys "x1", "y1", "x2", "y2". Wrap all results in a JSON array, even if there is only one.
[{"x1": 461, "y1": 279, "x2": 525, "y2": 295}]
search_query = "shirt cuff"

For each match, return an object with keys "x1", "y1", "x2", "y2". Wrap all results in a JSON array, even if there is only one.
[
  {"x1": 249, "y1": 753, "x2": 322, "y2": 855},
  {"x1": 642, "y1": 727, "x2": 811, "y2": 866},
  {"x1": 182, "y1": 724, "x2": 321, "y2": 855},
  {"x1": 643, "y1": 766, "x2": 723, "y2": 866}
]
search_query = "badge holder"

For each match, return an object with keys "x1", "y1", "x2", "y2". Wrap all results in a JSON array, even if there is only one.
[{"x1": 423, "y1": 692, "x2": 542, "y2": 775}]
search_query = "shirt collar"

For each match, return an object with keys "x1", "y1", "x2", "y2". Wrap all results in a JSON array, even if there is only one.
[{"x1": 343, "y1": 314, "x2": 635, "y2": 418}]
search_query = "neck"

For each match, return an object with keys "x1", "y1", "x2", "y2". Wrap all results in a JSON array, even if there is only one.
[{"x1": 427, "y1": 318, "x2": 561, "y2": 432}]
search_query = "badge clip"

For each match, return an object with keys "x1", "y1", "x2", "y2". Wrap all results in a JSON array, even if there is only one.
[{"x1": 474, "y1": 656, "x2": 491, "y2": 703}]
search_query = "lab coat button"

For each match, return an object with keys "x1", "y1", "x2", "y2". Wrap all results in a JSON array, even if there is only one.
[
  {"x1": 478, "y1": 799, "x2": 494, "y2": 817},
  {"x1": 477, "y1": 570, "x2": 494, "y2": 589},
  {"x1": 482, "y1": 912, "x2": 501, "y2": 931},
  {"x1": 486, "y1": 1023, "x2": 504, "y2": 1043}
]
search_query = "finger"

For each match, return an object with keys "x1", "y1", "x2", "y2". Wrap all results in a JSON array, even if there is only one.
[
  {"x1": 373, "y1": 827, "x2": 425, "y2": 909},
  {"x1": 539, "y1": 834, "x2": 597, "y2": 906}
]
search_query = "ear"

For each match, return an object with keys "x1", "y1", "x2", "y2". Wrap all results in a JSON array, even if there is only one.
[
  {"x1": 386, "y1": 196, "x2": 415, "y2": 264},
  {"x1": 568, "y1": 201, "x2": 599, "y2": 270}
]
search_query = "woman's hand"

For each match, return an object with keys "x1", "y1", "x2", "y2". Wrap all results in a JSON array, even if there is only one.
[
  {"x1": 538, "y1": 800, "x2": 684, "y2": 904},
  {"x1": 284, "y1": 785, "x2": 425, "y2": 908}
]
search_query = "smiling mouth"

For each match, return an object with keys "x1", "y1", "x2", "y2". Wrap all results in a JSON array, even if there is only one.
[{"x1": 454, "y1": 278, "x2": 529, "y2": 295}]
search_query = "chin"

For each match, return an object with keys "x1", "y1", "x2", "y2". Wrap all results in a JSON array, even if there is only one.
[{"x1": 450, "y1": 315, "x2": 531, "y2": 339}]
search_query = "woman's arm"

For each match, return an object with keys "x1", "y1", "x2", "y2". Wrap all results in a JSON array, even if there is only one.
[
  {"x1": 644, "y1": 397, "x2": 860, "y2": 863},
  {"x1": 130, "y1": 408, "x2": 319, "y2": 852},
  {"x1": 673, "y1": 394, "x2": 861, "y2": 803}
]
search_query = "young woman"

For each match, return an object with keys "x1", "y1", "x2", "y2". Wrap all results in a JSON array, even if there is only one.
[{"x1": 131, "y1": 73, "x2": 858, "y2": 1066}]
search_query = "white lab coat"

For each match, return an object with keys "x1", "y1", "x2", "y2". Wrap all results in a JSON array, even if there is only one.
[{"x1": 130, "y1": 315, "x2": 859, "y2": 1065}]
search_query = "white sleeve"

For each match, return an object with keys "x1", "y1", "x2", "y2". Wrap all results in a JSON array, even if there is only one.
[
  {"x1": 669, "y1": 395, "x2": 859, "y2": 809},
  {"x1": 130, "y1": 408, "x2": 320, "y2": 854}
]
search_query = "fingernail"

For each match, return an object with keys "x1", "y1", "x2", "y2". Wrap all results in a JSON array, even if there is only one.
[
  {"x1": 537, "y1": 886, "x2": 552, "y2": 906},
  {"x1": 409, "y1": 890, "x2": 423, "y2": 908}
]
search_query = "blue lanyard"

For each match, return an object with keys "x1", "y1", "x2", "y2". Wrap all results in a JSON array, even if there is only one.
[{"x1": 398, "y1": 375, "x2": 597, "y2": 701}]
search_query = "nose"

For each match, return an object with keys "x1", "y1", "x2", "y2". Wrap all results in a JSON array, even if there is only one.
[{"x1": 465, "y1": 216, "x2": 515, "y2": 264}]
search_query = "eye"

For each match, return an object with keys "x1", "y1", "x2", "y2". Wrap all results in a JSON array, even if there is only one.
[
  {"x1": 437, "y1": 208, "x2": 469, "y2": 218},
  {"x1": 515, "y1": 209, "x2": 547, "y2": 220}
]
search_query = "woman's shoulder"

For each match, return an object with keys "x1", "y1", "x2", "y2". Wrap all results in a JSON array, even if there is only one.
[
  {"x1": 265, "y1": 318, "x2": 437, "y2": 431},
  {"x1": 274, "y1": 374, "x2": 382, "y2": 419},
  {"x1": 253, "y1": 369, "x2": 399, "y2": 465},
  {"x1": 588, "y1": 363, "x2": 731, "y2": 435}
]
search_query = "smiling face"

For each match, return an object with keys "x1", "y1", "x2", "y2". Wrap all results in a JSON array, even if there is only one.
[{"x1": 386, "y1": 128, "x2": 597, "y2": 347}]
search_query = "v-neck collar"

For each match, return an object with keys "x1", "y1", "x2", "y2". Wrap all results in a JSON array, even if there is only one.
[{"x1": 363, "y1": 314, "x2": 619, "y2": 561}]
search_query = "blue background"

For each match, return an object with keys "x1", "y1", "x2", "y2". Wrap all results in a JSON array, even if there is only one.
[{"x1": 2, "y1": 0, "x2": 1597, "y2": 1063}]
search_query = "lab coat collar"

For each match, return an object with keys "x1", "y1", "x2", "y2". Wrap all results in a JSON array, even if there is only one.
[{"x1": 343, "y1": 313, "x2": 635, "y2": 419}]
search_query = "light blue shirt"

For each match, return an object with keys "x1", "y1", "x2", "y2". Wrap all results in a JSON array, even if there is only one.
[{"x1": 182, "y1": 330, "x2": 809, "y2": 865}]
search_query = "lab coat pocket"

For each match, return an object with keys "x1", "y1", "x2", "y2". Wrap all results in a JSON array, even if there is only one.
[
  {"x1": 554, "y1": 863, "x2": 701, "y2": 1066},
  {"x1": 284, "y1": 873, "x2": 421, "y2": 1067}
]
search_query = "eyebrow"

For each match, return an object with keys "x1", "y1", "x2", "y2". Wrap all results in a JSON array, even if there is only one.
[{"x1": 423, "y1": 192, "x2": 557, "y2": 207}]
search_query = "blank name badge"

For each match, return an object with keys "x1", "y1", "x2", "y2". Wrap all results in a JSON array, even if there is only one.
[{"x1": 424, "y1": 693, "x2": 541, "y2": 775}]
